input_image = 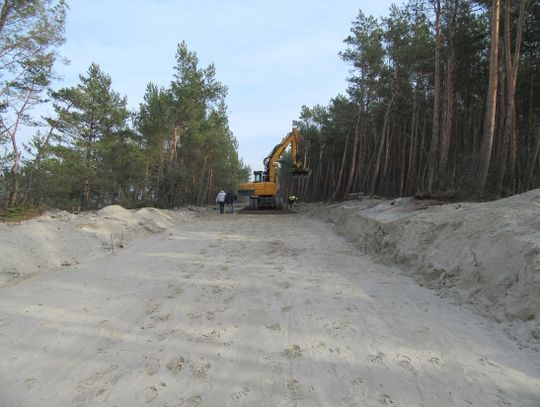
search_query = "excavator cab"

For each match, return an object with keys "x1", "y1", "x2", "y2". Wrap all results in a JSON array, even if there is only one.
[{"x1": 252, "y1": 171, "x2": 266, "y2": 183}]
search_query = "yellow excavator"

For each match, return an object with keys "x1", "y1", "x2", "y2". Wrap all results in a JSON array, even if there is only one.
[{"x1": 239, "y1": 127, "x2": 309, "y2": 209}]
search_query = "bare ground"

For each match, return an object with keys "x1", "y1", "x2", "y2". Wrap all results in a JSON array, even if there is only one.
[{"x1": 0, "y1": 211, "x2": 539, "y2": 406}]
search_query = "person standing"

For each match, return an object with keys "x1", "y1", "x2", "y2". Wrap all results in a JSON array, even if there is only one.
[
  {"x1": 225, "y1": 191, "x2": 235, "y2": 213},
  {"x1": 216, "y1": 189, "x2": 226, "y2": 214},
  {"x1": 288, "y1": 194, "x2": 298, "y2": 209}
]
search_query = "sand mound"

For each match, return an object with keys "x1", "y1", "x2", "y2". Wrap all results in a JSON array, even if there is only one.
[
  {"x1": 304, "y1": 191, "x2": 540, "y2": 341},
  {"x1": 0, "y1": 206, "x2": 199, "y2": 287}
]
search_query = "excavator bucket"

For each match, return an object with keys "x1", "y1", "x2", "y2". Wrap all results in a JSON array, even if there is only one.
[{"x1": 292, "y1": 168, "x2": 311, "y2": 178}]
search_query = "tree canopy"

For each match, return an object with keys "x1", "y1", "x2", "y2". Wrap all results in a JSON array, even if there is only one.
[
  {"x1": 289, "y1": 0, "x2": 539, "y2": 201},
  {"x1": 1, "y1": 38, "x2": 248, "y2": 210}
]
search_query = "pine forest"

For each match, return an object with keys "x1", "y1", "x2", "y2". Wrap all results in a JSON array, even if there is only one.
[{"x1": 1, "y1": 0, "x2": 539, "y2": 212}]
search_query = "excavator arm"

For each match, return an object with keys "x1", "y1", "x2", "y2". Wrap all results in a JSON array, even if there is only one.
[{"x1": 263, "y1": 127, "x2": 309, "y2": 183}]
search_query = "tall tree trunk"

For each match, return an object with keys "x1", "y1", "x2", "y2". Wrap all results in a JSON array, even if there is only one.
[
  {"x1": 7, "y1": 133, "x2": 20, "y2": 207},
  {"x1": 164, "y1": 127, "x2": 181, "y2": 208},
  {"x1": 354, "y1": 118, "x2": 365, "y2": 193},
  {"x1": 142, "y1": 160, "x2": 150, "y2": 202},
  {"x1": 478, "y1": 0, "x2": 501, "y2": 196},
  {"x1": 407, "y1": 85, "x2": 419, "y2": 195},
  {"x1": 196, "y1": 152, "x2": 209, "y2": 205},
  {"x1": 400, "y1": 123, "x2": 407, "y2": 196},
  {"x1": 328, "y1": 130, "x2": 351, "y2": 202},
  {"x1": 527, "y1": 126, "x2": 540, "y2": 189},
  {"x1": 7, "y1": 86, "x2": 35, "y2": 207},
  {"x1": 506, "y1": 0, "x2": 526, "y2": 193},
  {"x1": 427, "y1": 0, "x2": 442, "y2": 192},
  {"x1": 0, "y1": 1, "x2": 13, "y2": 34},
  {"x1": 25, "y1": 115, "x2": 66, "y2": 203},
  {"x1": 381, "y1": 121, "x2": 395, "y2": 194},
  {"x1": 496, "y1": 0, "x2": 525, "y2": 195},
  {"x1": 369, "y1": 87, "x2": 399, "y2": 195},
  {"x1": 344, "y1": 105, "x2": 363, "y2": 199},
  {"x1": 313, "y1": 144, "x2": 324, "y2": 200},
  {"x1": 205, "y1": 167, "x2": 214, "y2": 205},
  {"x1": 440, "y1": 0, "x2": 458, "y2": 184}
]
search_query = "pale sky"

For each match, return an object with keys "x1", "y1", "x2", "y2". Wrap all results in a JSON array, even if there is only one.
[{"x1": 53, "y1": 0, "x2": 402, "y2": 172}]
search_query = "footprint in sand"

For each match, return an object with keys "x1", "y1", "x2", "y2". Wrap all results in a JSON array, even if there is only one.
[
  {"x1": 145, "y1": 302, "x2": 160, "y2": 315},
  {"x1": 429, "y1": 356, "x2": 442, "y2": 365},
  {"x1": 343, "y1": 378, "x2": 367, "y2": 405},
  {"x1": 141, "y1": 386, "x2": 158, "y2": 403},
  {"x1": 144, "y1": 356, "x2": 160, "y2": 375},
  {"x1": 368, "y1": 352, "x2": 386, "y2": 366},
  {"x1": 24, "y1": 377, "x2": 38, "y2": 389},
  {"x1": 82, "y1": 364, "x2": 118, "y2": 386},
  {"x1": 282, "y1": 345, "x2": 303, "y2": 359},
  {"x1": 351, "y1": 377, "x2": 364, "y2": 386},
  {"x1": 188, "y1": 395, "x2": 202, "y2": 406},
  {"x1": 380, "y1": 393, "x2": 397, "y2": 405},
  {"x1": 190, "y1": 361, "x2": 211, "y2": 380},
  {"x1": 167, "y1": 356, "x2": 186, "y2": 375},
  {"x1": 267, "y1": 323, "x2": 282, "y2": 332},
  {"x1": 396, "y1": 354, "x2": 415, "y2": 371},
  {"x1": 286, "y1": 379, "x2": 304, "y2": 401},
  {"x1": 231, "y1": 386, "x2": 250, "y2": 400},
  {"x1": 164, "y1": 395, "x2": 201, "y2": 407}
]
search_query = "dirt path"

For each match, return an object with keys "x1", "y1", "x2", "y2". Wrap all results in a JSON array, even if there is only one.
[{"x1": 0, "y1": 213, "x2": 539, "y2": 406}]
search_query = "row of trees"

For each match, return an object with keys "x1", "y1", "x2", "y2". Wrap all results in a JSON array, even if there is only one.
[
  {"x1": 0, "y1": 1, "x2": 248, "y2": 210},
  {"x1": 2, "y1": 0, "x2": 539, "y2": 211},
  {"x1": 287, "y1": 0, "x2": 539, "y2": 201}
]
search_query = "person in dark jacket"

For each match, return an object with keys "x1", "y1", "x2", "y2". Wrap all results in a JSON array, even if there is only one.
[{"x1": 225, "y1": 191, "x2": 235, "y2": 213}]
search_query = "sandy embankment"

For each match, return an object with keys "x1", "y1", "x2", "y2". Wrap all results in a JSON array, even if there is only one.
[
  {"x1": 0, "y1": 205, "x2": 207, "y2": 288},
  {"x1": 304, "y1": 190, "x2": 540, "y2": 344}
]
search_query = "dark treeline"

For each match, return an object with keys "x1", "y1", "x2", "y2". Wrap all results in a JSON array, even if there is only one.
[
  {"x1": 2, "y1": 1, "x2": 539, "y2": 212},
  {"x1": 0, "y1": 2, "x2": 248, "y2": 211},
  {"x1": 287, "y1": 0, "x2": 540, "y2": 202}
]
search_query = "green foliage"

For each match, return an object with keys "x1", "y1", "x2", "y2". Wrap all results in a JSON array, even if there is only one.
[
  {"x1": 0, "y1": 0, "x2": 67, "y2": 206},
  {"x1": 15, "y1": 42, "x2": 249, "y2": 210},
  {"x1": 293, "y1": 0, "x2": 540, "y2": 201},
  {"x1": 341, "y1": 10, "x2": 385, "y2": 104},
  {"x1": 0, "y1": 203, "x2": 44, "y2": 222},
  {"x1": 41, "y1": 63, "x2": 131, "y2": 209},
  {"x1": 136, "y1": 42, "x2": 248, "y2": 208}
]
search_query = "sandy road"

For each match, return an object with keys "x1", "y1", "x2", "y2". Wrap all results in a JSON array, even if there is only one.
[{"x1": 0, "y1": 212, "x2": 539, "y2": 406}]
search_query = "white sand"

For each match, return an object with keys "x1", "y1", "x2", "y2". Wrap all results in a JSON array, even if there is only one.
[
  {"x1": 305, "y1": 190, "x2": 540, "y2": 345},
  {"x1": 0, "y1": 197, "x2": 539, "y2": 406},
  {"x1": 0, "y1": 205, "x2": 201, "y2": 288}
]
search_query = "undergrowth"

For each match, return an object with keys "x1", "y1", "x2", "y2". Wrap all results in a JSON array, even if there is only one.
[{"x1": 0, "y1": 204, "x2": 45, "y2": 222}]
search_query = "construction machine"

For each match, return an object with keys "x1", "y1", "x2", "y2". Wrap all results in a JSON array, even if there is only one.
[{"x1": 238, "y1": 127, "x2": 309, "y2": 210}]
